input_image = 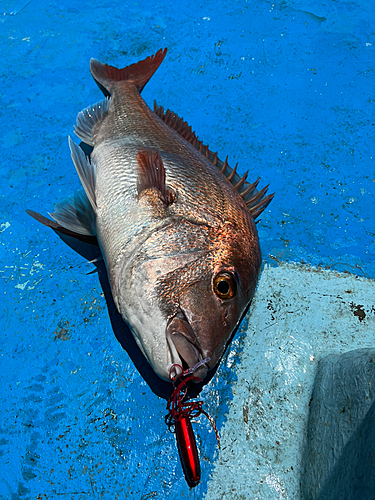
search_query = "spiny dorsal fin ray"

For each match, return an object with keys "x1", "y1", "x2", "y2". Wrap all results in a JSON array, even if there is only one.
[
  {"x1": 233, "y1": 171, "x2": 248, "y2": 190},
  {"x1": 227, "y1": 162, "x2": 238, "y2": 182},
  {"x1": 153, "y1": 101, "x2": 273, "y2": 219},
  {"x1": 245, "y1": 185, "x2": 270, "y2": 207},
  {"x1": 248, "y1": 193, "x2": 274, "y2": 219}
]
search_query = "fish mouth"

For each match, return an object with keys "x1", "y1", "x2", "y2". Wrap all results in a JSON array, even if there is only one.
[{"x1": 166, "y1": 310, "x2": 209, "y2": 381}]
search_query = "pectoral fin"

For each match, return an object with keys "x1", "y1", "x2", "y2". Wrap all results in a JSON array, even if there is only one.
[{"x1": 137, "y1": 149, "x2": 175, "y2": 206}]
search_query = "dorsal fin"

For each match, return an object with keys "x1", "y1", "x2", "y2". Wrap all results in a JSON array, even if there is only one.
[
  {"x1": 90, "y1": 48, "x2": 167, "y2": 97},
  {"x1": 153, "y1": 101, "x2": 274, "y2": 218}
]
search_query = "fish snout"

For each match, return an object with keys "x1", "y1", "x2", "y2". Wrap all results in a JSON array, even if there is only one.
[{"x1": 166, "y1": 314, "x2": 208, "y2": 380}]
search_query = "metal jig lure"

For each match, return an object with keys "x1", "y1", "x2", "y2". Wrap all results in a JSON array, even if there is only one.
[{"x1": 166, "y1": 359, "x2": 220, "y2": 487}]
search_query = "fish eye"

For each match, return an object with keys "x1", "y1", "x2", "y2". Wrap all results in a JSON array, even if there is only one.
[{"x1": 213, "y1": 272, "x2": 238, "y2": 300}]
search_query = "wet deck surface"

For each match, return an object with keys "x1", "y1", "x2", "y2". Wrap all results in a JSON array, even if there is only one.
[{"x1": 1, "y1": 0, "x2": 374, "y2": 498}]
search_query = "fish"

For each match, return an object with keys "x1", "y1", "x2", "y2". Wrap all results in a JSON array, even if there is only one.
[{"x1": 27, "y1": 48, "x2": 273, "y2": 382}]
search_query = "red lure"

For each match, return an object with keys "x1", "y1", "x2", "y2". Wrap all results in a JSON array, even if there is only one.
[{"x1": 166, "y1": 363, "x2": 220, "y2": 487}]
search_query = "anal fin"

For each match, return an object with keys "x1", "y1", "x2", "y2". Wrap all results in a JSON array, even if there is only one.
[{"x1": 74, "y1": 98, "x2": 110, "y2": 146}]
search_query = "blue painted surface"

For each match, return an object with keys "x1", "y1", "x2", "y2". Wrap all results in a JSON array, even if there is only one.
[
  {"x1": 0, "y1": 0, "x2": 374, "y2": 498},
  {"x1": 205, "y1": 263, "x2": 375, "y2": 499}
]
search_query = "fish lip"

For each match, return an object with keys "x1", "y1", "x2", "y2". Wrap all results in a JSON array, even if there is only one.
[{"x1": 166, "y1": 310, "x2": 208, "y2": 380}]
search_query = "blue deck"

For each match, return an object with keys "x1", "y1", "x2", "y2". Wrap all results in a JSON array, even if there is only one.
[{"x1": 1, "y1": 0, "x2": 374, "y2": 498}]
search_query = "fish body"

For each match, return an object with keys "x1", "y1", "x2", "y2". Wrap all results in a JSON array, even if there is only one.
[{"x1": 29, "y1": 49, "x2": 273, "y2": 382}]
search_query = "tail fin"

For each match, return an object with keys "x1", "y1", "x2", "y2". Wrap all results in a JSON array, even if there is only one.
[{"x1": 90, "y1": 48, "x2": 167, "y2": 97}]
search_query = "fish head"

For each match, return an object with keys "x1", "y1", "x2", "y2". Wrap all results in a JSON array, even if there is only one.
[
  {"x1": 166, "y1": 218, "x2": 261, "y2": 380},
  {"x1": 114, "y1": 216, "x2": 261, "y2": 383}
]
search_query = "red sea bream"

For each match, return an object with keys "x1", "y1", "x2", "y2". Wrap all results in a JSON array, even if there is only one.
[{"x1": 28, "y1": 49, "x2": 273, "y2": 381}]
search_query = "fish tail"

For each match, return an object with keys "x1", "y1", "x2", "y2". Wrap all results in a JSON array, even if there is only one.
[{"x1": 90, "y1": 48, "x2": 167, "y2": 97}]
